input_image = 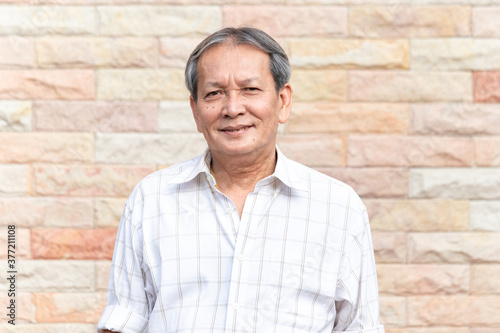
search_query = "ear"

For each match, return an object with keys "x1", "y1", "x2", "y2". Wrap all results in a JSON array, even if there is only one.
[
  {"x1": 278, "y1": 83, "x2": 292, "y2": 124},
  {"x1": 190, "y1": 96, "x2": 203, "y2": 133}
]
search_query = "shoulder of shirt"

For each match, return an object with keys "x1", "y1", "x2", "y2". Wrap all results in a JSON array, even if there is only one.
[
  {"x1": 280, "y1": 154, "x2": 366, "y2": 214},
  {"x1": 124, "y1": 152, "x2": 206, "y2": 206}
]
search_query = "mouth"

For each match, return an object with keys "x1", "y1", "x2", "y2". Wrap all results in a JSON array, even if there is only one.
[{"x1": 221, "y1": 125, "x2": 252, "y2": 133}]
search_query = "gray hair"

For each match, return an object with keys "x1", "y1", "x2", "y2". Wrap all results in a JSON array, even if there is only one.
[{"x1": 185, "y1": 27, "x2": 291, "y2": 101}]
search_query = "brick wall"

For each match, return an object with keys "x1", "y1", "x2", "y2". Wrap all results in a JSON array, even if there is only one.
[{"x1": 0, "y1": 0, "x2": 499, "y2": 331}]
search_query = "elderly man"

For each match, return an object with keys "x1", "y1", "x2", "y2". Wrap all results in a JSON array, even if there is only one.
[{"x1": 97, "y1": 27, "x2": 384, "y2": 333}]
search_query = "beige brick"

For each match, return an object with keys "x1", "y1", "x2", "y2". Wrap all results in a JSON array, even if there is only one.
[
  {"x1": 287, "y1": 103, "x2": 409, "y2": 134},
  {"x1": 411, "y1": 103, "x2": 500, "y2": 135},
  {"x1": 470, "y1": 201, "x2": 500, "y2": 231},
  {"x1": 471, "y1": 264, "x2": 500, "y2": 294},
  {"x1": 0, "y1": 260, "x2": 95, "y2": 292},
  {"x1": 224, "y1": 6, "x2": 347, "y2": 37},
  {"x1": 373, "y1": 231, "x2": 406, "y2": 263},
  {"x1": 95, "y1": 133, "x2": 207, "y2": 165},
  {"x1": 34, "y1": 165, "x2": 154, "y2": 197},
  {"x1": 99, "y1": 5, "x2": 220, "y2": 36},
  {"x1": 0, "y1": 227, "x2": 30, "y2": 259},
  {"x1": 0, "y1": 197, "x2": 92, "y2": 228},
  {"x1": 97, "y1": 69, "x2": 187, "y2": 100},
  {"x1": 277, "y1": 135, "x2": 345, "y2": 167},
  {"x1": 475, "y1": 137, "x2": 500, "y2": 166},
  {"x1": 160, "y1": 37, "x2": 203, "y2": 68},
  {"x1": 95, "y1": 261, "x2": 112, "y2": 292},
  {"x1": 378, "y1": 264, "x2": 469, "y2": 295},
  {"x1": 408, "y1": 232, "x2": 500, "y2": 263},
  {"x1": 0, "y1": 133, "x2": 93, "y2": 163},
  {"x1": 0, "y1": 323, "x2": 96, "y2": 333},
  {"x1": 34, "y1": 292, "x2": 106, "y2": 323},
  {"x1": 365, "y1": 199, "x2": 469, "y2": 231},
  {"x1": 471, "y1": 329, "x2": 500, "y2": 333},
  {"x1": 0, "y1": 6, "x2": 97, "y2": 35},
  {"x1": 410, "y1": 168, "x2": 500, "y2": 199},
  {"x1": 0, "y1": 165, "x2": 30, "y2": 195},
  {"x1": 349, "y1": 71, "x2": 472, "y2": 102},
  {"x1": 408, "y1": 296, "x2": 500, "y2": 326},
  {"x1": 317, "y1": 167, "x2": 408, "y2": 198},
  {"x1": 36, "y1": 37, "x2": 158, "y2": 68},
  {"x1": 289, "y1": 38, "x2": 408, "y2": 69},
  {"x1": 159, "y1": 101, "x2": 198, "y2": 133},
  {"x1": 34, "y1": 101, "x2": 158, "y2": 132},
  {"x1": 0, "y1": 100, "x2": 32, "y2": 132},
  {"x1": 32, "y1": 228, "x2": 116, "y2": 260},
  {"x1": 386, "y1": 328, "x2": 469, "y2": 333},
  {"x1": 412, "y1": 38, "x2": 500, "y2": 70},
  {"x1": 350, "y1": 6, "x2": 470, "y2": 37},
  {"x1": 379, "y1": 296, "x2": 406, "y2": 327},
  {"x1": 95, "y1": 198, "x2": 126, "y2": 228},
  {"x1": 0, "y1": 70, "x2": 95, "y2": 100},
  {"x1": 0, "y1": 36, "x2": 34, "y2": 68},
  {"x1": 473, "y1": 7, "x2": 500, "y2": 36},
  {"x1": 348, "y1": 135, "x2": 473, "y2": 167},
  {"x1": 0, "y1": 293, "x2": 32, "y2": 323},
  {"x1": 291, "y1": 70, "x2": 346, "y2": 102}
]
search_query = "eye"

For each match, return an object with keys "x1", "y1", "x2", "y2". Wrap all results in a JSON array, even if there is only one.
[
  {"x1": 243, "y1": 87, "x2": 260, "y2": 93},
  {"x1": 205, "y1": 90, "x2": 223, "y2": 99}
]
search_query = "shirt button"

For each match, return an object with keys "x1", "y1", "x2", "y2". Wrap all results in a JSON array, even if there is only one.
[
  {"x1": 233, "y1": 303, "x2": 239, "y2": 310},
  {"x1": 226, "y1": 208, "x2": 232, "y2": 214},
  {"x1": 237, "y1": 254, "x2": 244, "y2": 261}
]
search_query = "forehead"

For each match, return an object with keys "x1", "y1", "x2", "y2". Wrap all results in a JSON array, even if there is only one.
[{"x1": 197, "y1": 43, "x2": 272, "y2": 79}]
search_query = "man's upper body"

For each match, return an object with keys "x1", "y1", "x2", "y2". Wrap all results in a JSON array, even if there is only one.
[{"x1": 97, "y1": 27, "x2": 384, "y2": 333}]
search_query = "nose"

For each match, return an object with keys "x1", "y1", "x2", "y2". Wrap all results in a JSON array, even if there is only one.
[{"x1": 222, "y1": 89, "x2": 246, "y2": 118}]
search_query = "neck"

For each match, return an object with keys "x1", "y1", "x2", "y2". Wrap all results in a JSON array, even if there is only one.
[{"x1": 210, "y1": 147, "x2": 277, "y2": 192}]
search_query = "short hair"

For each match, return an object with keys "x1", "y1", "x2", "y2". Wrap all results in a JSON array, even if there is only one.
[{"x1": 185, "y1": 27, "x2": 291, "y2": 101}]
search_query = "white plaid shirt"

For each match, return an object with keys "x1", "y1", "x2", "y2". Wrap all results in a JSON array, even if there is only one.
[{"x1": 97, "y1": 147, "x2": 384, "y2": 333}]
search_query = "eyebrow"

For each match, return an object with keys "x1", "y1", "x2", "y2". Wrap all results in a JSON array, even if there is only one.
[{"x1": 202, "y1": 77, "x2": 262, "y2": 89}]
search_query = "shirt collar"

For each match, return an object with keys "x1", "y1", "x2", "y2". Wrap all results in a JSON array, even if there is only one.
[{"x1": 167, "y1": 146, "x2": 309, "y2": 192}]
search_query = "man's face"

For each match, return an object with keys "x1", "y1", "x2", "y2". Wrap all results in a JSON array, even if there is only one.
[{"x1": 190, "y1": 43, "x2": 292, "y2": 160}]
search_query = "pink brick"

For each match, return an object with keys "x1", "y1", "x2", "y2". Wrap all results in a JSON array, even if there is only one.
[
  {"x1": 288, "y1": 103, "x2": 409, "y2": 134},
  {"x1": 373, "y1": 231, "x2": 406, "y2": 263},
  {"x1": 34, "y1": 292, "x2": 107, "y2": 323},
  {"x1": 223, "y1": 6, "x2": 347, "y2": 37},
  {"x1": 0, "y1": 37, "x2": 34, "y2": 68},
  {"x1": 34, "y1": 165, "x2": 154, "y2": 196},
  {"x1": 34, "y1": 101, "x2": 158, "y2": 132},
  {"x1": 0, "y1": 293, "x2": 32, "y2": 323},
  {"x1": 0, "y1": 198, "x2": 92, "y2": 228},
  {"x1": 277, "y1": 135, "x2": 345, "y2": 167},
  {"x1": 475, "y1": 137, "x2": 500, "y2": 166},
  {"x1": 348, "y1": 135, "x2": 473, "y2": 167},
  {"x1": 32, "y1": 228, "x2": 116, "y2": 260},
  {"x1": 317, "y1": 167, "x2": 408, "y2": 198},
  {"x1": 408, "y1": 296, "x2": 500, "y2": 326},
  {"x1": 471, "y1": 264, "x2": 500, "y2": 295},
  {"x1": 0, "y1": 133, "x2": 93, "y2": 163},
  {"x1": 474, "y1": 71, "x2": 500, "y2": 102},
  {"x1": 411, "y1": 103, "x2": 500, "y2": 135},
  {"x1": 377, "y1": 264, "x2": 469, "y2": 295},
  {"x1": 0, "y1": 70, "x2": 94, "y2": 100}
]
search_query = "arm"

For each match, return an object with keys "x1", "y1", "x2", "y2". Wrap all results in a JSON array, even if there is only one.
[
  {"x1": 96, "y1": 193, "x2": 152, "y2": 333},
  {"x1": 333, "y1": 207, "x2": 384, "y2": 332}
]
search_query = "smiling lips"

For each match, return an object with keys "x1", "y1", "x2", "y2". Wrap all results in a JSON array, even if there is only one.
[{"x1": 221, "y1": 125, "x2": 252, "y2": 133}]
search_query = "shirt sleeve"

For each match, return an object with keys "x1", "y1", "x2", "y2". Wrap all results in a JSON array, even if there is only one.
[
  {"x1": 332, "y1": 206, "x2": 385, "y2": 333},
  {"x1": 97, "y1": 190, "x2": 152, "y2": 333}
]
